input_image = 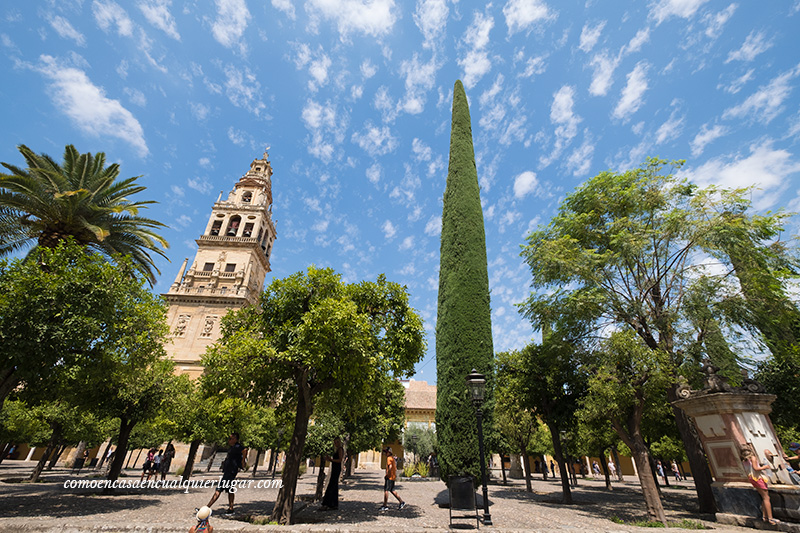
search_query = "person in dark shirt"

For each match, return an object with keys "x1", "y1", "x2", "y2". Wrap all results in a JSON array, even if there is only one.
[{"x1": 206, "y1": 433, "x2": 245, "y2": 514}]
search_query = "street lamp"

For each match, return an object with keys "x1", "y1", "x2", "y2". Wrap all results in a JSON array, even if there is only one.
[{"x1": 465, "y1": 369, "x2": 492, "y2": 526}]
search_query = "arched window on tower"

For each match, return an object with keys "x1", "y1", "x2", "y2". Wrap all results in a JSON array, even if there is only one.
[
  {"x1": 210, "y1": 220, "x2": 222, "y2": 236},
  {"x1": 226, "y1": 215, "x2": 241, "y2": 237},
  {"x1": 242, "y1": 191, "x2": 253, "y2": 203}
]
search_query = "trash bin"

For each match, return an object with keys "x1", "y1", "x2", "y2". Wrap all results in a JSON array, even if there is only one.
[{"x1": 449, "y1": 476, "x2": 479, "y2": 528}]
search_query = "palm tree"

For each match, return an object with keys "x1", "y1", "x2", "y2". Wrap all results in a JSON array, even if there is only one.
[{"x1": 0, "y1": 144, "x2": 168, "y2": 283}]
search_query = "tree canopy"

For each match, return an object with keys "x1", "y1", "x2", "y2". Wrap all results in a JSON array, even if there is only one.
[
  {"x1": 0, "y1": 144, "x2": 168, "y2": 283},
  {"x1": 202, "y1": 266, "x2": 425, "y2": 524}
]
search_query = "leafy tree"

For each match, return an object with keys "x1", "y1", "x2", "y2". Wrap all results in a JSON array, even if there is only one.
[
  {"x1": 518, "y1": 159, "x2": 796, "y2": 512},
  {"x1": 201, "y1": 267, "x2": 425, "y2": 524},
  {"x1": 0, "y1": 400, "x2": 49, "y2": 465},
  {"x1": 516, "y1": 336, "x2": 586, "y2": 503},
  {"x1": 579, "y1": 331, "x2": 672, "y2": 523},
  {"x1": 494, "y1": 350, "x2": 540, "y2": 492},
  {"x1": 436, "y1": 80, "x2": 495, "y2": 484},
  {"x1": 0, "y1": 144, "x2": 168, "y2": 283},
  {"x1": 0, "y1": 242, "x2": 169, "y2": 414},
  {"x1": 403, "y1": 426, "x2": 437, "y2": 464}
]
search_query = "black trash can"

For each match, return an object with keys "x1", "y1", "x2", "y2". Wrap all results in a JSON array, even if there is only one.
[{"x1": 449, "y1": 476, "x2": 479, "y2": 528}]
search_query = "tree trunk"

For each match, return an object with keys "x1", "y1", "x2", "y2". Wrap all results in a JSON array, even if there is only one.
[
  {"x1": 521, "y1": 449, "x2": 532, "y2": 492},
  {"x1": 600, "y1": 451, "x2": 612, "y2": 490},
  {"x1": 29, "y1": 439, "x2": 59, "y2": 483},
  {"x1": 0, "y1": 442, "x2": 10, "y2": 465},
  {"x1": 500, "y1": 454, "x2": 507, "y2": 484},
  {"x1": 660, "y1": 456, "x2": 670, "y2": 487},
  {"x1": 96, "y1": 440, "x2": 113, "y2": 470},
  {"x1": 106, "y1": 418, "x2": 135, "y2": 484},
  {"x1": 315, "y1": 455, "x2": 327, "y2": 501},
  {"x1": 267, "y1": 447, "x2": 277, "y2": 474},
  {"x1": 546, "y1": 421, "x2": 572, "y2": 504},
  {"x1": 344, "y1": 453, "x2": 353, "y2": 478},
  {"x1": 72, "y1": 441, "x2": 87, "y2": 469},
  {"x1": 0, "y1": 367, "x2": 18, "y2": 413},
  {"x1": 669, "y1": 390, "x2": 717, "y2": 513},
  {"x1": 46, "y1": 443, "x2": 67, "y2": 470},
  {"x1": 182, "y1": 440, "x2": 201, "y2": 482},
  {"x1": 206, "y1": 444, "x2": 219, "y2": 472},
  {"x1": 270, "y1": 388, "x2": 313, "y2": 525},
  {"x1": 611, "y1": 445, "x2": 624, "y2": 481},
  {"x1": 541, "y1": 454, "x2": 548, "y2": 480},
  {"x1": 629, "y1": 436, "x2": 667, "y2": 523},
  {"x1": 252, "y1": 449, "x2": 263, "y2": 478},
  {"x1": 125, "y1": 449, "x2": 134, "y2": 469}
]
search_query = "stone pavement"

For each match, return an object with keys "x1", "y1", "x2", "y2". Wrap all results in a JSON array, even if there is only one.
[{"x1": 0, "y1": 461, "x2": 778, "y2": 532}]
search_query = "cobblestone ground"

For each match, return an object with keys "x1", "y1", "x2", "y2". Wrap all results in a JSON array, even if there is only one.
[{"x1": 0, "y1": 461, "x2": 767, "y2": 532}]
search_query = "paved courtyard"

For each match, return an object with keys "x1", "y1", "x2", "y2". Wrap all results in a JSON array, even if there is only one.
[{"x1": 0, "y1": 461, "x2": 772, "y2": 532}]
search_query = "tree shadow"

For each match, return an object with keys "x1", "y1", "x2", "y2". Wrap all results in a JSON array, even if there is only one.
[{"x1": 0, "y1": 483, "x2": 162, "y2": 519}]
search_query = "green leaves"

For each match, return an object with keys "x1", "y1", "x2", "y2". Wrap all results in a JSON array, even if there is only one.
[{"x1": 0, "y1": 144, "x2": 168, "y2": 284}]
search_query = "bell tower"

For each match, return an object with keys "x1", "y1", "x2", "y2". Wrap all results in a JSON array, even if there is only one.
[{"x1": 164, "y1": 151, "x2": 277, "y2": 377}]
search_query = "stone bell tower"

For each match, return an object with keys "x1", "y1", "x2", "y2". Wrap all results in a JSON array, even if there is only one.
[{"x1": 164, "y1": 151, "x2": 277, "y2": 377}]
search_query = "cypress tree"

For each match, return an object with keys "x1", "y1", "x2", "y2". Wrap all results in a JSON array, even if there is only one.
[{"x1": 435, "y1": 80, "x2": 494, "y2": 483}]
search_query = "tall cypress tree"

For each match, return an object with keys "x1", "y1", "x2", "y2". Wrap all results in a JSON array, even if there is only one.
[{"x1": 435, "y1": 80, "x2": 494, "y2": 483}]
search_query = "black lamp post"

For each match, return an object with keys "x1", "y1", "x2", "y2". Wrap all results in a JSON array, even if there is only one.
[{"x1": 466, "y1": 369, "x2": 492, "y2": 526}]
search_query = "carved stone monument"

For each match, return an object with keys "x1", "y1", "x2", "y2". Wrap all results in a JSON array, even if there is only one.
[{"x1": 673, "y1": 362, "x2": 800, "y2": 526}]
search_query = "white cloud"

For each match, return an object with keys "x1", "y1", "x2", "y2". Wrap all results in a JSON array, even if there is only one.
[
  {"x1": 352, "y1": 122, "x2": 398, "y2": 156},
  {"x1": 92, "y1": 1, "x2": 134, "y2": 36},
  {"x1": 301, "y1": 99, "x2": 343, "y2": 162},
  {"x1": 503, "y1": 0, "x2": 555, "y2": 35},
  {"x1": 190, "y1": 101, "x2": 210, "y2": 120},
  {"x1": 578, "y1": 21, "x2": 605, "y2": 52},
  {"x1": 566, "y1": 136, "x2": 595, "y2": 177},
  {"x1": 188, "y1": 176, "x2": 212, "y2": 194},
  {"x1": 519, "y1": 55, "x2": 546, "y2": 78},
  {"x1": 124, "y1": 87, "x2": 147, "y2": 107},
  {"x1": 306, "y1": 0, "x2": 397, "y2": 38},
  {"x1": 366, "y1": 163, "x2": 381, "y2": 184},
  {"x1": 228, "y1": 126, "x2": 249, "y2": 146},
  {"x1": 35, "y1": 55, "x2": 147, "y2": 157},
  {"x1": 175, "y1": 214, "x2": 192, "y2": 228},
  {"x1": 138, "y1": 0, "x2": 180, "y2": 40},
  {"x1": 721, "y1": 69, "x2": 754, "y2": 94},
  {"x1": 399, "y1": 53, "x2": 440, "y2": 114},
  {"x1": 382, "y1": 220, "x2": 397, "y2": 239},
  {"x1": 541, "y1": 85, "x2": 581, "y2": 166},
  {"x1": 312, "y1": 219, "x2": 329, "y2": 232},
  {"x1": 399, "y1": 236, "x2": 414, "y2": 251},
  {"x1": 361, "y1": 59, "x2": 377, "y2": 79},
  {"x1": 690, "y1": 123, "x2": 728, "y2": 157},
  {"x1": 623, "y1": 27, "x2": 650, "y2": 55},
  {"x1": 723, "y1": 64, "x2": 800, "y2": 124},
  {"x1": 414, "y1": 0, "x2": 448, "y2": 48},
  {"x1": 424, "y1": 216, "x2": 442, "y2": 236},
  {"x1": 703, "y1": 3, "x2": 736, "y2": 39},
  {"x1": 171, "y1": 185, "x2": 184, "y2": 197},
  {"x1": 48, "y1": 15, "x2": 86, "y2": 46},
  {"x1": 650, "y1": 0, "x2": 710, "y2": 24},
  {"x1": 588, "y1": 50, "x2": 619, "y2": 96},
  {"x1": 223, "y1": 64, "x2": 266, "y2": 116},
  {"x1": 513, "y1": 171, "x2": 539, "y2": 198},
  {"x1": 308, "y1": 52, "x2": 332, "y2": 91},
  {"x1": 198, "y1": 157, "x2": 212, "y2": 168},
  {"x1": 687, "y1": 141, "x2": 800, "y2": 209},
  {"x1": 613, "y1": 62, "x2": 649, "y2": 120},
  {"x1": 272, "y1": 0, "x2": 296, "y2": 19},
  {"x1": 459, "y1": 10, "x2": 494, "y2": 88},
  {"x1": 211, "y1": 0, "x2": 250, "y2": 52},
  {"x1": 655, "y1": 110, "x2": 684, "y2": 144},
  {"x1": 412, "y1": 138, "x2": 432, "y2": 162},
  {"x1": 725, "y1": 30, "x2": 773, "y2": 63}
]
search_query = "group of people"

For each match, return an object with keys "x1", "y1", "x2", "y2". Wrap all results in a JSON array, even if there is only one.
[
  {"x1": 191, "y1": 434, "x2": 409, "y2": 533},
  {"x1": 140, "y1": 443, "x2": 176, "y2": 482}
]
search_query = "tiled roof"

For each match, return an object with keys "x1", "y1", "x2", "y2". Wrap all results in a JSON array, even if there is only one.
[{"x1": 403, "y1": 380, "x2": 437, "y2": 411}]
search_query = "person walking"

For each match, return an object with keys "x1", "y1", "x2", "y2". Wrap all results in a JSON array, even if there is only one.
[
  {"x1": 321, "y1": 437, "x2": 344, "y2": 510},
  {"x1": 380, "y1": 447, "x2": 406, "y2": 511},
  {"x1": 671, "y1": 460, "x2": 682, "y2": 482},
  {"x1": 141, "y1": 448, "x2": 155, "y2": 482},
  {"x1": 607, "y1": 459, "x2": 617, "y2": 479},
  {"x1": 592, "y1": 460, "x2": 601, "y2": 476},
  {"x1": 206, "y1": 433, "x2": 245, "y2": 514}
]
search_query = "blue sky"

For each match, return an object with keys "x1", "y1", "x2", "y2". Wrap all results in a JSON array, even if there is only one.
[{"x1": 2, "y1": 0, "x2": 800, "y2": 382}]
